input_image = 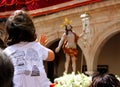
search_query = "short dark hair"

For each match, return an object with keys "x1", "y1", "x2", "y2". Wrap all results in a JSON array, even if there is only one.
[
  {"x1": 5, "y1": 10, "x2": 37, "y2": 46},
  {"x1": 89, "y1": 73, "x2": 120, "y2": 87},
  {"x1": 0, "y1": 49, "x2": 14, "y2": 87}
]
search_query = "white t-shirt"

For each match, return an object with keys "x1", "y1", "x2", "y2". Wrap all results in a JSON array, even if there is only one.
[{"x1": 3, "y1": 41, "x2": 51, "y2": 87}]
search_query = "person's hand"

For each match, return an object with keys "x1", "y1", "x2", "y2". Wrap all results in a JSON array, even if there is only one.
[
  {"x1": 39, "y1": 34, "x2": 47, "y2": 46},
  {"x1": 55, "y1": 47, "x2": 60, "y2": 53}
]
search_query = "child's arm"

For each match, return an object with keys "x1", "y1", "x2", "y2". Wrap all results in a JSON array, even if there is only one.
[{"x1": 46, "y1": 48, "x2": 55, "y2": 61}]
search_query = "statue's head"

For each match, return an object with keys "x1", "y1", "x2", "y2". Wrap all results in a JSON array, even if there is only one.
[
  {"x1": 64, "y1": 24, "x2": 73, "y2": 35},
  {"x1": 61, "y1": 18, "x2": 73, "y2": 35},
  {"x1": 65, "y1": 24, "x2": 72, "y2": 30}
]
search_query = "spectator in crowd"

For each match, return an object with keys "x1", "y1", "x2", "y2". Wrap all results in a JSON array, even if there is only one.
[
  {"x1": 89, "y1": 73, "x2": 120, "y2": 87},
  {"x1": 3, "y1": 10, "x2": 55, "y2": 87},
  {"x1": 0, "y1": 49, "x2": 14, "y2": 87}
]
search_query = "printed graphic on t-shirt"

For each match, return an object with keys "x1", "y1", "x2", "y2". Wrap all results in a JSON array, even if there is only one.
[
  {"x1": 26, "y1": 48, "x2": 40, "y2": 76},
  {"x1": 26, "y1": 48, "x2": 39, "y2": 61},
  {"x1": 11, "y1": 50, "x2": 27, "y2": 74},
  {"x1": 11, "y1": 48, "x2": 40, "y2": 76},
  {"x1": 31, "y1": 65, "x2": 40, "y2": 76}
]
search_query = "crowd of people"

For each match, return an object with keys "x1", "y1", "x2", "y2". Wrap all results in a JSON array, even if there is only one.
[{"x1": 0, "y1": 10, "x2": 120, "y2": 87}]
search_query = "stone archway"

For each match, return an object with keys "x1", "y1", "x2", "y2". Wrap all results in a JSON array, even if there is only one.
[
  {"x1": 98, "y1": 32, "x2": 120, "y2": 75},
  {"x1": 89, "y1": 22, "x2": 120, "y2": 74}
]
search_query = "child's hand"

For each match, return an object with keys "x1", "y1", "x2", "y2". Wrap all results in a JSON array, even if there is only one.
[{"x1": 39, "y1": 34, "x2": 47, "y2": 46}]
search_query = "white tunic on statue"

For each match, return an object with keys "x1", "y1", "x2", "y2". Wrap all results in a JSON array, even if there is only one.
[{"x1": 3, "y1": 41, "x2": 51, "y2": 87}]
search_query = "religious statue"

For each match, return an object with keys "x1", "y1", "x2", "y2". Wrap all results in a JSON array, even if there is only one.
[{"x1": 55, "y1": 18, "x2": 84, "y2": 74}]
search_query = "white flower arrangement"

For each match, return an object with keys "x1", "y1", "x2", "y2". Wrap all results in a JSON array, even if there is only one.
[
  {"x1": 54, "y1": 72, "x2": 92, "y2": 87},
  {"x1": 54, "y1": 73, "x2": 120, "y2": 87}
]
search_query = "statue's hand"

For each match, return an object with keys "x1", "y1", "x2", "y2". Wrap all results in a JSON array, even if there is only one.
[{"x1": 55, "y1": 47, "x2": 60, "y2": 53}]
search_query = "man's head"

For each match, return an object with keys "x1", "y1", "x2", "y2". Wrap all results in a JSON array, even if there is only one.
[
  {"x1": 0, "y1": 49, "x2": 14, "y2": 87},
  {"x1": 90, "y1": 73, "x2": 120, "y2": 87}
]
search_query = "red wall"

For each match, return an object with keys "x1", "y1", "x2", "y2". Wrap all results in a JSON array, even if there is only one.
[
  {"x1": 0, "y1": 0, "x2": 72, "y2": 12},
  {"x1": 0, "y1": 0, "x2": 103, "y2": 18}
]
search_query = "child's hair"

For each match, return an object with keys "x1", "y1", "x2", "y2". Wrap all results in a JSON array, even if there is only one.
[
  {"x1": 0, "y1": 49, "x2": 14, "y2": 87},
  {"x1": 5, "y1": 10, "x2": 37, "y2": 45}
]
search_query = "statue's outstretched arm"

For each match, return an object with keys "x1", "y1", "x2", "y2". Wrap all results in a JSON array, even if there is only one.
[{"x1": 55, "y1": 33, "x2": 66, "y2": 53}]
